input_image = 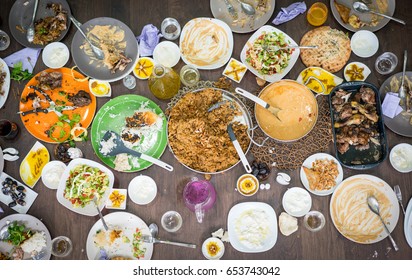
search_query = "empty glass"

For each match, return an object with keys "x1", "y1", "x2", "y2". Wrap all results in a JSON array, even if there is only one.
[
  {"x1": 123, "y1": 74, "x2": 136, "y2": 89},
  {"x1": 180, "y1": 64, "x2": 200, "y2": 87},
  {"x1": 51, "y1": 236, "x2": 73, "y2": 257},
  {"x1": 375, "y1": 52, "x2": 398, "y2": 75},
  {"x1": 161, "y1": 18, "x2": 181, "y2": 40},
  {"x1": 0, "y1": 119, "x2": 19, "y2": 140},
  {"x1": 0, "y1": 30, "x2": 10, "y2": 51},
  {"x1": 161, "y1": 210, "x2": 183, "y2": 232},
  {"x1": 303, "y1": 211, "x2": 326, "y2": 232}
]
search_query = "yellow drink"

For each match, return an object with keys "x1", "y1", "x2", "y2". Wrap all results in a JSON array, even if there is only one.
[{"x1": 307, "y1": 2, "x2": 328, "y2": 26}]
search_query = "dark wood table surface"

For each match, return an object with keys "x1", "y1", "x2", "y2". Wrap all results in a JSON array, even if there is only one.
[{"x1": 1, "y1": 0, "x2": 411, "y2": 260}]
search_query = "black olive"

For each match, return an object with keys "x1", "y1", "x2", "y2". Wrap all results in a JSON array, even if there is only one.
[
  {"x1": 258, "y1": 163, "x2": 266, "y2": 169},
  {"x1": 5, "y1": 178, "x2": 12, "y2": 184},
  {"x1": 17, "y1": 192, "x2": 26, "y2": 199},
  {"x1": 8, "y1": 201, "x2": 17, "y2": 208},
  {"x1": 259, "y1": 168, "x2": 267, "y2": 175},
  {"x1": 2, "y1": 181, "x2": 6, "y2": 186},
  {"x1": 252, "y1": 161, "x2": 259, "y2": 168},
  {"x1": 16, "y1": 199, "x2": 26, "y2": 206},
  {"x1": 16, "y1": 186, "x2": 25, "y2": 193},
  {"x1": 1, "y1": 187, "x2": 10, "y2": 195},
  {"x1": 252, "y1": 168, "x2": 259, "y2": 177}
]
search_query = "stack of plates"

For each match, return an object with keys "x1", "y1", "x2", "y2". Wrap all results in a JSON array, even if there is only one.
[{"x1": 405, "y1": 199, "x2": 412, "y2": 248}]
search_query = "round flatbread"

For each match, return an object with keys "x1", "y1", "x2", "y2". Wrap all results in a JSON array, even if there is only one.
[{"x1": 300, "y1": 26, "x2": 351, "y2": 73}]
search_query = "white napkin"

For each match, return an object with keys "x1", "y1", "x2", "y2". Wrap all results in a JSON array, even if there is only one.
[
  {"x1": 3, "y1": 47, "x2": 41, "y2": 72},
  {"x1": 382, "y1": 92, "x2": 403, "y2": 118}
]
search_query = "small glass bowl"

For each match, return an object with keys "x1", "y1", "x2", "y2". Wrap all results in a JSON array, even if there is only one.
[
  {"x1": 51, "y1": 236, "x2": 73, "y2": 257},
  {"x1": 303, "y1": 211, "x2": 325, "y2": 232}
]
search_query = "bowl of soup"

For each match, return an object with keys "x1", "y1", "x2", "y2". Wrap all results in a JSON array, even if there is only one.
[{"x1": 255, "y1": 80, "x2": 318, "y2": 142}]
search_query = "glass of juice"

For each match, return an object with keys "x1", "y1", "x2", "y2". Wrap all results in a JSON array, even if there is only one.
[{"x1": 307, "y1": 2, "x2": 328, "y2": 26}]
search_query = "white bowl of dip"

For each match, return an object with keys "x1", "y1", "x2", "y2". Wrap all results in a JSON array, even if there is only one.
[
  {"x1": 153, "y1": 41, "x2": 180, "y2": 67},
  {"x1": 282, "y1": 187, "x2": 312, "y2": 217},
  {"x1": 42, "y1": 42, "x2": 70, "y2": 69},
  {"x1": 351, "y1": 30, "x2": 379, "y2": 58},
  {"x1": 390, "y1": 143, "x2": 412, "y2": 173},
  {"x1": 128, "y1": 175, "x2": 157, "y2": 205},
  {"x1": 41, "y1": 160, "x2": 67, "y2": 189}
]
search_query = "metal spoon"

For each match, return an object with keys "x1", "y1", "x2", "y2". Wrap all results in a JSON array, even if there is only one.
[
  {"x1": 237, "y1": 0, "x2": 255, "y2": 15},
  {"x1": 144, "y1": 223, "x2": 197, "y2": 248},
  {"x1": 0, "y1": 220, "x2": 10, "y2": 241},
  {"x1": 399, "y1": 50, "x2": 407, "y2": 107},
  {"x1": 93, "y1": 197, "x2": 109, "y2": 231},
  {"x1": 26, "y1": 0, "x2": 39, "y2": 43},
  {"x1": 353, "y1": 2, "x2": 406, "y2": 25},
  {"x1": 69, "y1": 15, "x2": 105, "y2": 60},
  {"x1": 235, "y1": 87, "x2": 281, "y2": 121},
  {"x1": 394, "y1": 185, "x2": 406, "y2": 215},
  {"x1": 367, "y1": 195, "x2": 399, "y2": 251}
]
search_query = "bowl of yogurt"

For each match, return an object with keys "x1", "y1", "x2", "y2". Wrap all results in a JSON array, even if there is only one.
[
  {"x1": 41, "y1": 160, "x2": 67, "y2": 189},
  {"x1": 282, "y1": 187, "x2": 312, "y2": 217},
  {"x1": 153, "y1": 41, "x2": 180, "y2": 67},
  {"x1": 42, "y1": 42, "x2": 70, "y2": 69},
  {"x1": 390, "y1": 143, "x2": 412, "y2": 173},
  {"x1": 128, "y1": 175, "x2": 157, "y2": 205},
  {"x1": 350, "y1": 30, "x2": 379, "y2": 58}
]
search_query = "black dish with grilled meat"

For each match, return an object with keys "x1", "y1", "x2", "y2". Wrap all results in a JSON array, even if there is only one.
[{"x1": 329, "y1": 81, "x2": 388, "y2": 169}]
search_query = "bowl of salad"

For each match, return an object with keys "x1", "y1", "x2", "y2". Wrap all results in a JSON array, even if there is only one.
[
  {"x1": 56, "y1": 158, "x2": 114, "y2": 216},
  {"x1": 240, "y1": 25, "x2": 300, "y2": 83}
]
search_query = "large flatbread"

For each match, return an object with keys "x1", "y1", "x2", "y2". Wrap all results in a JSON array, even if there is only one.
[{"x1": 300, "y1": 26, "x2": 351, "y2": 73}]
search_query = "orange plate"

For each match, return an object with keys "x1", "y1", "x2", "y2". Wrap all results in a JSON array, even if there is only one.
[{"x1": 19, "y1": 68, "x2": 96, "y2": 143}]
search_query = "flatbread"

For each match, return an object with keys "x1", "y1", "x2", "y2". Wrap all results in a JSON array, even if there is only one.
[
  {"x1": 300, "y1": 26, "x2": 351, "y2": 73},
  {"x1": 334, "y1": 1, "x2": 350, "y2": 23},
  {"x1": 279, "y1": 212, "x2": 298, "y2": 236}
]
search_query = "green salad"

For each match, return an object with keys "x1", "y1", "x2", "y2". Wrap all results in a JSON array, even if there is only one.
[
  {"x1": 64, "y1": 164, "x2": 109, "y2": 208},
  {"x1": 246, "y1": 31, "x2": 294, "y2": 76}
]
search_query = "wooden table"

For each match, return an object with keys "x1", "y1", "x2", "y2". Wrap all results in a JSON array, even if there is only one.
[{"x1": 0, "y1": 0, "x2": 411, "y2": 260}]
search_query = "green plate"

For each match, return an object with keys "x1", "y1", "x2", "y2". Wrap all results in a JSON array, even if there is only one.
[{"x1": 91, "y1": 95, "x2": 167, "y2": 172}]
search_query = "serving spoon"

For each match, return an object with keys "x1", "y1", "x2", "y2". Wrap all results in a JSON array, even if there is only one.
[
  {"x1": 367, "y1": 195, "x2": 399, "y2": 251},
  {"x1": 237, "y1": 0, "x2": 255, "y2": 15},
  {"x1": 235, "y1": 87, "x2": 281, "y2": 121},
  {"x1": 93, "y1": 197, "x2": 109, "y2": 231},
  {"x1": 69, "y1": 15, "x2": 105, "y2": 60},
  {"x1": 142, "y1": 223, "x2": 196, "y2": 248},
  {"x1": 353, "y1": 2, "x2": 406, "y2": 25},
  {"x1": 26, "y1": 0, "x2": 39, "y2": 43}
]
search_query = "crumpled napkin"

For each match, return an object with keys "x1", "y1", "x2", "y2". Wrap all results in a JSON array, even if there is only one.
[
  {"x1": 272, "y1": 2, "x2": 307, "y2": 25},
  {"x1": 3, "y1": 47, "x2": 41, "y2": 73},
  {"x1": 136, "y1": 24, "x2": 162, "y2": 57}
]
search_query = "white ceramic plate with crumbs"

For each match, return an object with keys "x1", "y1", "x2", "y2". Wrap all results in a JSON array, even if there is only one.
[
  {"x1": 228, "y1": 202, "x2": 277, "y2": 253},
  {"x1": 56, "y1": 158, "x2": 114, "y2": 216},
  {"x1": 240, "y1": 25, "x2": 300, "y2": 83},
  {"x1": 86, "y1": 211, "x2": 153, "y2": 260},
  {"x1": 300, "y1": 153, "x2": 344, "y2": 196},
  {"x1": 180, "y1": 17, "x2": 234, "y2": 70},
  {"x1": 0, "y1": 58, "x2": 11, "y2": 109},
  {"x1": 404, "y1": 198, "x2": 412, "y2": 248}
]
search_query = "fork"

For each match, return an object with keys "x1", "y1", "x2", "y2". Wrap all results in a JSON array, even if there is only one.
[
  {"x1": 141, "y1": 234, "x2": 196, "y2": 248},
  {"x1": 223, "y1": 0, "x2": 238, "y2": 18}
]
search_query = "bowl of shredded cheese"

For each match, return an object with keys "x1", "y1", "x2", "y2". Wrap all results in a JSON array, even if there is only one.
[{"x1": 42, "y1": 42, "x2": 70, "y2": 69}]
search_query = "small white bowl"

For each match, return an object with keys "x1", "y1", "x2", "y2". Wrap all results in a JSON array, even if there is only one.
[
  {"x1": 128, "y1": 175, "x2": 157, "y2": 205},
  {"x1": 42, "y1": 42, "x2": 70, "y2": 69},
  {"x1": 351, "y1": 30, "x2": 379, "y2": 58},
  {"x1": 88, "y1": 79, "x2": 111, "y2": 97},
  {"x1": 153, "y1": 41, "x2": 180, "y2": 67},
  {"x1": 202, "y1": 237, "x2": 225, "y2": 260},
  {"x1": 41, "y1": 160, "x2": 66, "y2": 190},
  {"x1": 390, "y1": 143, "x2": 412, "y2": 173},
  {"x1": 282, "y1": 187, "x2": 312, "y2": 217},
  {"x1": 344, "y1": 62, "x2": 371, "y2": 82}
]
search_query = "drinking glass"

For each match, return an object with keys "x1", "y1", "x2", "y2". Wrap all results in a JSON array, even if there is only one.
[
  {"x1": 161, "y1": 210, "x2": 183, "y2": 232},
  {"x1": 0, "y1": 119, "x2": 19, "y2": 140},
  {"x1": 0, "y1": 30, "x2": 10, "y2": 51},
  {"x1": 180, "y1": 64, "x2": 200, "y2": 87},
  {"x1": 51, "y1": 236, "x2": 73, "y2": 257},
  {"x1": 307, "y1": 2, "x2": 328, "y2": 26},
  {"x1": 375, "y1": 52, "x2": 398, "y2": 75},
  {"x1": 123, "y1": 74, "x2": 136, "y2": 89},
  {"x1": 303, "y1": 211, "x2": 326, "y2": 232},
  {"x1": 161, "y1": 18, "x2": 181, "y2": 40}
]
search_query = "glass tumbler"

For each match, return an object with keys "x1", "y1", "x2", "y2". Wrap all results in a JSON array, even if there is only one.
[
  {"x1": 161, "y1": 18, "x2": 181, "y2": 40},
  {"x1": 375, "y1": 52, "x2": 398, "y2": 75},
  {"x1": 51, "y1": 236, "x2": 73, "y2": 257},
  {"x1": 0, "y1": 30, "x2": 10, "y2": 51}
]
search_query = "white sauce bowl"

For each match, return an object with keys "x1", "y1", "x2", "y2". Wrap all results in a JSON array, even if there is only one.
[{"x1": 42, "y1": 42, "x2": 70, "y2": 69}]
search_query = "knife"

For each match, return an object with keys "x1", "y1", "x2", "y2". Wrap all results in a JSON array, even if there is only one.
[
  {"x1": 394, "y1": 185, "x2": 406, "y2": 215},
  {"x1": 227, "y1": 123, "x2": 252, "y2": 173}
]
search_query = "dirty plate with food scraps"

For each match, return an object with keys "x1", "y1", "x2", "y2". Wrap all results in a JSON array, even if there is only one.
[
  {"x1": 19, "y1": 68, "x2": 96, "y2": 143},
  {"x1": 300, "y1": 153, "x2": 343, "y2": 196},
  {"x1": 90, "y1": 95, "x2": 168, "y2": 172},
  {"x1": 0, "y1": 58, "x2": 11, "y2": 109},
  {"x1": 56, "y1": 158, "x2": 114, "y2": 216},
  {"x1": 71, "y1": 17, "x2": 139, "y2": 82},
  {"x1": 210, "y1": 0, "x2": 276, "y2": 33},
  {"x1": 240, "y1": 25, "x2": 300, "y2": 83},
  {"x1": 180, "y1": 18, "x2": 234, "y2": 70},
  {"x1": 86, "y1": 212, "x2": 153, "y2": 260},
  {"x1": 19, "y1": 141, "x2": 49, "y2": 188},
  {"x1": 296, "y1": 67, "x2": 343, "y2": 95},
  {"x1": 228, "y1": 202, "x2": 277, "y2": 253},
  {"x1": 8, "y1": 0, "x2": 72, "y2": 48},
  {"x1": 0, "y1": 214, "x2": 52, "y2": 260},
  {"x1": 330, "y1": 0, "x2": 396, "y2": 32},
  {"x1": 379, "y1": 71, "x2": 412, "y2": 137},
  {"x1": 330, "y1": 174, "x2": 399, "y2": 244}
]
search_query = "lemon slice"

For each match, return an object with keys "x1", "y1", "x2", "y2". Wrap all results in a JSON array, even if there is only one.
[{"x1": 133, "y1": 57, "x2": 154, "y2": 80}]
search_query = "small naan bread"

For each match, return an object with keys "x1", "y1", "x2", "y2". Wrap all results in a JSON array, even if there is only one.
[
  {"x1": 279, "y1": 212, "x2": 298, "y2": 236},
  {"x1": 300, "y1": 26, "x2": 351, "y2": 73},
  {"x1": 334, "y1": 1, "x2": 351, "y2": 23}
]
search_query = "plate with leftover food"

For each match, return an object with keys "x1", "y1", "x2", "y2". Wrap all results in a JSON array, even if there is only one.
[
  {"x1": 0, "y1": 58, "x2": 11, "y2": 109},
  {"x1": 329, "y1": 81, "x2": 388, "y2": 169},
  {"x1": 9, "y1": 0, "x2": 71, "y2": 48},
  {"x1": 300, "y1": 153, "x2": 343, "y2": 196},
  {"x1": 222, "y1": 58, "x2": 247, "y2": 83},
  {"x1": 300, "y1": 26, "x2": 351, "y2": 73},
  {"x1": 330, "y1": 174, "x2": 399, "y2": 244},
  {"x1": 379, "y1": 71, "x2": 412, "y2": 137},
  {"x1": 240, "y1": 25, "x2": 299, "y2": 82},
  {"x1": 91, "y1": 95, "x2": 168, "y2": 172},
  {"x1": 296, "y1": 67, "x2": 344, "y2": 95},
  {"x1": 227, "y1": 202, "x2": 277, "y2": 253},
  {"x1": 71, "y1": 17, "x2": 139, "y2": 82},
  {"x1": 86, "y1": 211, "x2": 153, "y2": 260},
  {"x1": 168, "y1": 87, "x2": 252, "y2": 174},
  {"x1": 210, "y1": 0, "x2": 276, "y2": 33},
  {"x1": 0, "y1": 214, "x2": 52, "y2": 260},
  {"x1": 180, "y1": 18, "x2": 233, "y2": 70},
  {"x1": 331, "y1": 0, "x2": 395, "y2": 32},
  {"x1": 19, "y1": 68, "x2": 96, "y2": 143},
  {"x1": 19, "y1": 141, "x2": 50, "y2": 188},
  {"x1": 56, "y1": 158, "x2": 114, "y2": 216}
]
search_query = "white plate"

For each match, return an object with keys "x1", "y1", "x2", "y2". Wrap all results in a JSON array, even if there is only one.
[
  {"x1": 0, "y1": 214, "x2": 52, "y2": 260},
  {"x1": 179, "y1": 17, "x2": 234, "y2": 70},
  {"x1": 0, "y1": 172, "x2": 38, "y2": 214},
  {"x1": 227, "y1": 202, "x2": 277, "y2": 253},
  {"x1": 86, "y1": 211, "x2": 153, "y2": 260},
  {"x1": 0, "y1": 58, "x2": 11, "y2": 108},
  {"x1": 0, "y1": 146, "x2": 4, "y2": 174},
  {"x1": 343, "y1": 62, "x2": 371, "y2": 82},
  {"x1": 404, "y1": 198, "x2": 412, "y2": 248},
  {"x1": 300, "y1": 153, "x2": 343, "y2": 196},
  {"x1": 330, "y1": 174, "x2": 399, "y2": 244},
  {"x1": 56, "y1": 158, "x2": 114, "y2": 216},
  {"x1": 240, "y1": 25, "x2": 300, "y2": 83}
]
